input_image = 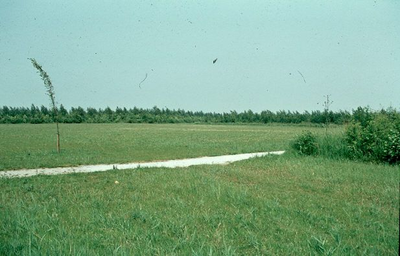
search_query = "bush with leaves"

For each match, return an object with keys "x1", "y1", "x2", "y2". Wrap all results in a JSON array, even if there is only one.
[
  {"x1": 345, "y1": 108, "x2": 400, "y2": 164},
  {"x1": 291, "y1": 131, "x2": 319, "y2": 156}
]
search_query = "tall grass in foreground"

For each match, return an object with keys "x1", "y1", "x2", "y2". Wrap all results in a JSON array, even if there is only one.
[
  {"x1": 0, "y1": 154, "x2": 398, "y2": 255},
  {"x1": 290, "y1": 131, "x2": 350, "y2": 160},
  {"x1": 316, "y1": 134, "x2": 350, "y2": 160}
]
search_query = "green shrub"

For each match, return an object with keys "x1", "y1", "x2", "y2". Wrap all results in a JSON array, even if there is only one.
[
  {"x1": 384, "y1": 128, "x2": 400, "y2": 164},
  {"x1": 291, "y1": 131, "x2": 319, "y2": 155},
  {"x1": 290, "y1": 108, "x2": 400, "y2": 164},
  {"x1": 345, "y1": 108, "x2": 400, "y2": 164}
]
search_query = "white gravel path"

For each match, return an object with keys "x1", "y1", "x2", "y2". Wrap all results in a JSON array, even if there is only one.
[{"x1": 0, "y1": 151, "x2": 285, "y2": 179}]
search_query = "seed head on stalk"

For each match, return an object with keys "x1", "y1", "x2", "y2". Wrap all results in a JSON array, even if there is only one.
[{"x1": 29, "y1": 58, "x2": 61, "y2": 153}]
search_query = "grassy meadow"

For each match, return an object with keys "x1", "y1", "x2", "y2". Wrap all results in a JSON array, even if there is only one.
[
  {"x1": 0, "y1": 123, "x2": 398, "y2": 255},
  {"x1": 0, "y1": 123, "x2": 342, "y2": 171}
]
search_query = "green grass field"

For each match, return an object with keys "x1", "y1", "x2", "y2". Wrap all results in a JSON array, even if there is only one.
[
  {"x1": 0, "y1": 123, "x2": 398, "y2": 255},
  {"x1": 0, "y1": 123, "x2": 342, "y2": 171}
]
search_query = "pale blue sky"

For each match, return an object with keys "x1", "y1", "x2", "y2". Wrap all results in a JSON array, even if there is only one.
[{"x1": 1, "y1": 0, "x2": 399, "y2": 113}]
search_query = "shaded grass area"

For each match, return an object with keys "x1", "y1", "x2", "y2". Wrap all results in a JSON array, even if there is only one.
[
  {"x1": 1, "y1": 154, "x2": 398, "y2": 255},
  {"x1": 0, "y1": 123, "x2": 343, "y2": 171}
]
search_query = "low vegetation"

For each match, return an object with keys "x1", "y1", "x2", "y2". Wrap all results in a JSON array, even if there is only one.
[
  {"x1": 0, "y1": 154, "x2": 398, "y2": 255},
  {"x1": 291, "y1": 107, "x2": 400, "y2": 164},
  {"x1": 0, "y1": 122, "x2": 398, "y2": 254},
  {"x1": 0, "y1": 123, "x2": 343, "y2": 171}
]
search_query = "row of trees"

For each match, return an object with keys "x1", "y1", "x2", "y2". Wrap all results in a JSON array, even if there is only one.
[{"x1": 0, "y1": 104, "x2": 360, "y2": 125}]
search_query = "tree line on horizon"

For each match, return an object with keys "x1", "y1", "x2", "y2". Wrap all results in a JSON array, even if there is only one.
[
  {"x1": 0, "y1": 104, "x2": 378, "y2": 124},
  {"x1": 0, "y1": 104, "x2": 396, "y2": 125}
]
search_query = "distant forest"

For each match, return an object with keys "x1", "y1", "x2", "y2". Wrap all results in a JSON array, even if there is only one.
[
  {"x1": 0, "y1": 105, "x2": 394, "y2": 125},
  {"x1": 0, "y1": 105, "x2": 378, "y2": 124}
]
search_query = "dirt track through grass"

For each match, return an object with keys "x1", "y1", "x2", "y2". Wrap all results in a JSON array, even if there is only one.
[{"x1": 0, "y1": 151, "x2": 285, "y2": 178}]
